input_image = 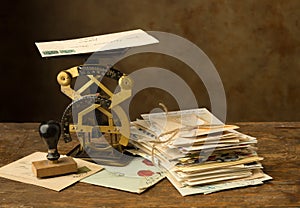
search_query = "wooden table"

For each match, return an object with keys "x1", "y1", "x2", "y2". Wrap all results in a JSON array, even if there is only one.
[{"x1": 0, "y1": 122, "x2": 299, "y2": 207}]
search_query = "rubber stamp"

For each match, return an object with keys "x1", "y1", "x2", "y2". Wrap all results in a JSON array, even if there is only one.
[{"x1": 32, "y1": 120, "x2": 77, "y2": 178}]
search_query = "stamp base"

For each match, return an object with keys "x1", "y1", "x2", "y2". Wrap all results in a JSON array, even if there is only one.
[{"x1": 32, "y1": 157, "x2": 77, "y2": 178}]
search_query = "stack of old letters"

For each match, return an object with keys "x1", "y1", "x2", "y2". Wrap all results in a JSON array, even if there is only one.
[{"x1": 129, "y1": 108, "x2": 272, "y2": 196}]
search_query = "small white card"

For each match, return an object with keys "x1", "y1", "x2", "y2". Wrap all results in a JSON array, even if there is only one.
[
  {"x1": 35, "y1": 29, "x2": 159, "y2": 57},
  {"x1": 0, "y1": 152, "x2": 103, "y2": 191}
]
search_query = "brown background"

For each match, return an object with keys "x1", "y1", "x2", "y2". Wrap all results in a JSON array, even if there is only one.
[{"x1": 0, "y1": 0, "x2": 299, "y2": 122}]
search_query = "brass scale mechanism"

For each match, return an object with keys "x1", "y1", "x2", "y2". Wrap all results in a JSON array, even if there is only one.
[{"x1": 57, "y1": 64, "x2": 133, "y2": 166}]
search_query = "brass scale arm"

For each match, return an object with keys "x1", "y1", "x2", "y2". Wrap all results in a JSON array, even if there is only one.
[{"x1": 57, "y1": 65, "x2": 133, "y2": 161}]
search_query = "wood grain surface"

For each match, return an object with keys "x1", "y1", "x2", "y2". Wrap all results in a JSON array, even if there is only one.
[{"x1": 0, "y1": 122, "x2": 299, "y2": 207}]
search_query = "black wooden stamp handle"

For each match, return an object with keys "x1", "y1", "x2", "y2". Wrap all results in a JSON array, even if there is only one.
[{"x1": 39, "y1": 120, "x2": 61, "y2": 161}]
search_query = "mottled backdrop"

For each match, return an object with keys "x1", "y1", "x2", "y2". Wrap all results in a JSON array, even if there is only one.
[{"x1": 0, "y1": 0, "x2": 299, "y2": 122}]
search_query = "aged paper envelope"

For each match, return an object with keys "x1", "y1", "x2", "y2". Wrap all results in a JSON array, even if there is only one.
[
  {"x1": 0, "y1": 152, "x2": 103, "y2": 191},
  {"x1": 81, "y1": 157, "x2": 165, "y2": 193},
  {"x1": 167, "y1": 171, "x2": 272, "y2": 196}
]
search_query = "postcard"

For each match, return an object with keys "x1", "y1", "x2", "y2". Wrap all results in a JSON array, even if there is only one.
[
  {"x1": 0, "y1": 152, "x2": 103, "y2": 191},
  {"x1": 81, "y1": 156, "x2": 165, "y2": 193},
  {"x1": 35, "y1": 29, "x2": 159, "y2": 57}
]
